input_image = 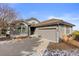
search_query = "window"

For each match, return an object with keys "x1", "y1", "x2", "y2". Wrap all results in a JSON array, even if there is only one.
[
  {"x1": 15, "y1": 23, "x2": 28, "y2": 34},
  {"x1": 66, "y1": 27, "x2": 70, "y2": 34},
  {"x1": 32, "y1": 22, "x2": 36, "y2": 24}
]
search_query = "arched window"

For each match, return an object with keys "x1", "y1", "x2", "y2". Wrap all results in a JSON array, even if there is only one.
[{"x1": 15, "y1": 22, "x2": 29, "y2": 35}]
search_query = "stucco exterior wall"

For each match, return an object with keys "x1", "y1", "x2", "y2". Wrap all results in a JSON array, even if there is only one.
[{"x1": 58, "y1": 25, "x2": 73, "y2": 39}]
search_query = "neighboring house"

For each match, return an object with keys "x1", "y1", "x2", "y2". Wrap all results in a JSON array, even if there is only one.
[
  {"x1": 10, "y1": 17, "x2": 40, "y2": 36},
  {"x1": 25, "y1": 17, "x2": 40, "y2": 25},
  {"x1": 31, "y1": 19, "x2": 75, "y2": 43}
]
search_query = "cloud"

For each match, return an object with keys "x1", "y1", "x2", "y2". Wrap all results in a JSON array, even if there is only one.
[
  {"x1": 61, "y1": 14, "x2": 79, "y2": 21},
  {"x1": 48, "y1": 13, "x2": 79, "y2": 21},
  {"x1": 48, "y1": 16, "x2": 62, "y2": 19}
]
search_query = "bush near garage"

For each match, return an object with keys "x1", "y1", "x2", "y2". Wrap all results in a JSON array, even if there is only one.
[{"x1": 72, "y1": 30, "x2": 79, "y2": 41}]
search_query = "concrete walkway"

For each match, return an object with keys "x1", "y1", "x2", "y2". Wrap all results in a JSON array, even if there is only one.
[{"x1": 33, "y1": 38, "x2": 49, "y2": 56}]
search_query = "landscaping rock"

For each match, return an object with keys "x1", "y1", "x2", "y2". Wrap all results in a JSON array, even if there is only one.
[{"x1": 43, "y1": 49, "x2": 79, "y2": 56}]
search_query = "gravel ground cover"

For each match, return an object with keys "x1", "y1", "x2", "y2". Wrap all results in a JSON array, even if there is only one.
[
  {"x1": 43, "y1": 49, "x2": 79, "y2": 56},
  {"x1": 43, "y1": 42, "x2": 79, "y2": 56}
]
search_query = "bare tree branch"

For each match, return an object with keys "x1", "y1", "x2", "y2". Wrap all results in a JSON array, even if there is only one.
[{"x1": 0, "y1": 4, "x2": 18, "y2": 23}]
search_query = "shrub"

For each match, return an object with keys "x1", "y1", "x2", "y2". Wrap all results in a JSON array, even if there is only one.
[
  {"x1": 72, "y1": 30, "x2": 79, "y2": 41},
  {"x1": 1, "y1": 28, "x2": 7, "y2": 35}
]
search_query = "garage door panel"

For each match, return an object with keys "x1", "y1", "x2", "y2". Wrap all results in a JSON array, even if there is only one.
[{"x1": 37, "y1": 29, "x2": 57, "y2": 42}]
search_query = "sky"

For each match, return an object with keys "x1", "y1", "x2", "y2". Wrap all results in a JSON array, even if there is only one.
[{"x1": 9, "y1": 3, "x2": 79, "y2": 30}]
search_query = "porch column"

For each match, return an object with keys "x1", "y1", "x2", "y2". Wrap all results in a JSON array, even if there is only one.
[
  {"x1": 21, "y1": 25, "x2": 23, "y2": 34},
  {"x1": 28, "y1": 25, "x2": 30, "y2": 36}
]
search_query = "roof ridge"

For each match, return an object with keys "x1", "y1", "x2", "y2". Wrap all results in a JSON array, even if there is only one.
[{"x1": 25, "y1": 17, "x2": 40, "y2": 22}]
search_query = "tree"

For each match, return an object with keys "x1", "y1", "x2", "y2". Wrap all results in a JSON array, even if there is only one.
[
  {"x1": 0, "y1": 4, "x2": 18, "y2": 35},
  {"x1": 0, "y1": 4, "x2": 17, "y2": 23}
]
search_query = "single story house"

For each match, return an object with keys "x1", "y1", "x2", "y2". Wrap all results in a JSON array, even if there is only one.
[
  {"x1": 10, "y1": 18, "x2": 75, "y2": 43},
  {"x1": 32, "y1": 19, "x2": 75, "y2": 43}
]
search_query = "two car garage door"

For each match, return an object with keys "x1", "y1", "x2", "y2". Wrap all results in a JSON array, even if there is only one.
[{"x1": 36, "y1": 28, "x2": 58, "y2": 43}]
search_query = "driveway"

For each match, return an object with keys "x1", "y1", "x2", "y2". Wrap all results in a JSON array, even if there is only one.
[{"x1": 0, "y1": 37, "x2": 42, "y2": 56}]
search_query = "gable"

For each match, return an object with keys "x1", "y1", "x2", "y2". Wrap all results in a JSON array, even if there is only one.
[
  {"x1": 27, "y1": 20, "x2": 40, "y2": 24},
  {"x1": 25, "y1": 17, "x2": 40, "y2": 25}
]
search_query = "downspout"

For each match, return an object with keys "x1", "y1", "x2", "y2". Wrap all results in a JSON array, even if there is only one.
[{"x1": 57, "y1": 23, "x2": 60, "y2": 43}]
